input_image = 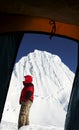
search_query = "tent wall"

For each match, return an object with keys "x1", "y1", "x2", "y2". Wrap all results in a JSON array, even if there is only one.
[
  {"x1": 0, "y1": 15, "x2": 79, "y2": 41},
  {"x1": 65, "y1": 43, "x2": 79, "y2": 130},
  {"x1": 0, "y1": 1, "x2": 79, "y2": 26},
  {"x1": 0, "y1": 32, "x2": 23, "y2": 121}
]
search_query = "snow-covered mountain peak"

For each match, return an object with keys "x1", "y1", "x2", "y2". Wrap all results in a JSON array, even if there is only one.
[
  {"x1": 2, "y1": 49, "x2": 75, "y2": 129},
  {"x1": 28, "y1": 49, "x2": 61, "y2": 63},
  {"x1": 18, "y1": 49, "x2": 62, "y2": 71}
]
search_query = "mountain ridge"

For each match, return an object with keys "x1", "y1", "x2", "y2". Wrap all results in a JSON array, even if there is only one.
[{"x1": 2, "y1": 50, "x2": 75, "y2": 128}]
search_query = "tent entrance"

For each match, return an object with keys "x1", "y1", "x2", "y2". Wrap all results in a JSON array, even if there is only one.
[{"x1": 1, "y1": 32, "x2": 78, "y2": 129}]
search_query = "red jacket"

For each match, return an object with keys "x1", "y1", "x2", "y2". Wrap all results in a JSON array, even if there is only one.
[{"x1": 19, "y1": 82, "x2": 34, "y2": 104}]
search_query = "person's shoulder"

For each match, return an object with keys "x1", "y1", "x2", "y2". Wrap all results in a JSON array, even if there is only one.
[
  {"x1": 29, "y1": 83, "x2": 34, "y2": 86},
  {"x1": 25, "y1": 83, "x2": 34, "y2": 87}
]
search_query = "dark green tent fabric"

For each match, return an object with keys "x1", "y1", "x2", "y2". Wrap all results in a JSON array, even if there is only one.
[
  {"x1": 0, "y1": 32, "x2": 23, "y2": 122},
  {"x1": 65, "y1": 43, "x2": 79, "y2": 130}
]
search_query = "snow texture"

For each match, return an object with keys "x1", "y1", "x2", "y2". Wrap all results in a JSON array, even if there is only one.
[{"x1": 1, "y1": 50, "x2": 75, "y2": 130}]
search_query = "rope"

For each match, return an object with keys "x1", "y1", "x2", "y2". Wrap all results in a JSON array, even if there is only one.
[{"x1": 49, "y1": 20, "x2": 56, "y2": 39}]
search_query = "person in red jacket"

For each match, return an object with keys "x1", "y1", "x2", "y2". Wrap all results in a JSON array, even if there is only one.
[{"x1": 18, "y1": 75, "x2": 34, "y2": 129}]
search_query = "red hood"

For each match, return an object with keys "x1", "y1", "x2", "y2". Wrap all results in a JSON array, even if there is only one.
[{"x1": 23, "y1": 75, "x2": 33, "y2": 84}]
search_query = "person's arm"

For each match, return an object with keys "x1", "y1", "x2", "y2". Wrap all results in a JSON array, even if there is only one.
[{"x1": 26, "y1": 91, "x2": 33, "y2": 98}]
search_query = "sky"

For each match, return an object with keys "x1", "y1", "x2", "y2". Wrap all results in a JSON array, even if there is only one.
[{"x1": 16, "y1": 33, "x2": 78, "y2": 73}]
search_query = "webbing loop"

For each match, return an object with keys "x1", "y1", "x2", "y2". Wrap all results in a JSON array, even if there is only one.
[{"x1": 49, "y1": 20, "x2": 56, "y2": 39}]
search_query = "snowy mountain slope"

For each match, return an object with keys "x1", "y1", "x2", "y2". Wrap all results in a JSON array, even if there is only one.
[
  {"x1": 2, "y1": 50, "x2": 75, "y2": 129},
  {"x1": 0, "y1": 121, "x2": 63, "y2": 130}
]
